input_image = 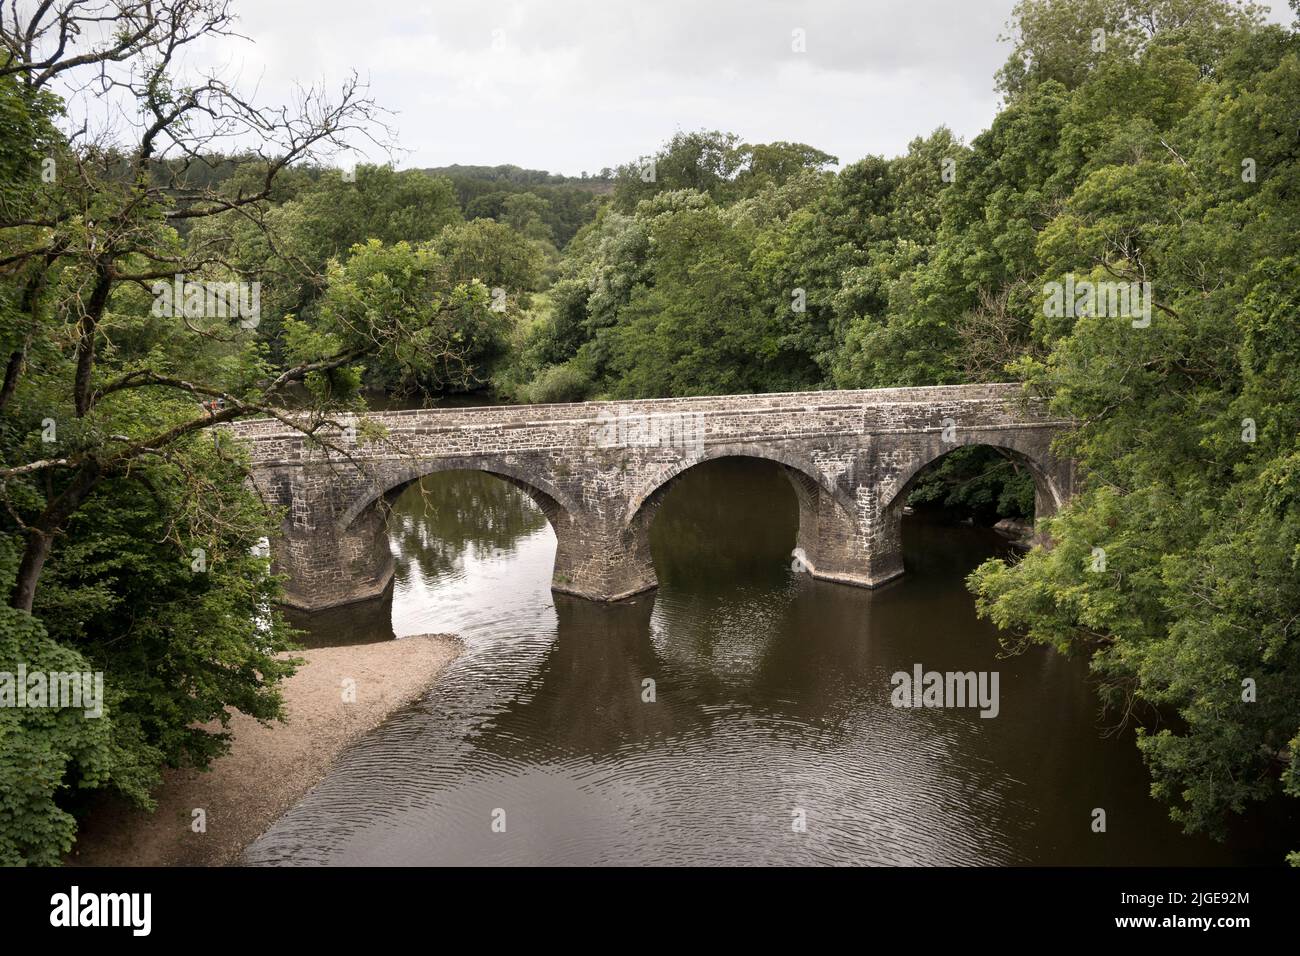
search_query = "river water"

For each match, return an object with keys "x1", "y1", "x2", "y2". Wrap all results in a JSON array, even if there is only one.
[{"x1": 245, "y1": 458, "x2": 1289, "y2": 866}]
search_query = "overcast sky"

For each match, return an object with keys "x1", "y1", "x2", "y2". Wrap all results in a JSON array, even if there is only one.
[{"x1": 170, "y1": 0, "x2": 1295, "y2": 175}]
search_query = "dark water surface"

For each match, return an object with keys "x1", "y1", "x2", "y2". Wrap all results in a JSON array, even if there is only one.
[{"x1": 246, "y1": 458, "x2": 1291, "y2": 866}]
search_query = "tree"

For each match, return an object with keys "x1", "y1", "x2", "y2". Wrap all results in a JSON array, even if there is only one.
[
  {"x1": 431, "y1": 219, "x2": 545, "y2": 294},
  {"x1": 501, "y1": 192, "x2": 556, "y2": 244},
  {"x1": 0, "y1": 0, "x2": 398, "y2": 611},
  {"x1": 189, "y1": 163, "x2": 462, "y2": 360},
  {"x1": 301, "y1": 238, "x2": 513, "y2": 396},
  {"x1": 996, "y1": 0, "x2": 1265, "y2": 99},
  {"x1": 606, "y1": 196, "x2": 779, "y2": 397},
  {"x1": 969, "y1": 8, "x2": 1300, "y2": 854},
  {"x1": 0, "y1": 0, "x2": 483, "y2": 863},
  {"x1": 612, "y1": 130, "x2": 744, "y2": 211}
]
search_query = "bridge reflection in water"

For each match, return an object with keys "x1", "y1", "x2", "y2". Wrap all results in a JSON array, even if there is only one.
[{"x1": 253, "y1": 461, "x2": 1287, "y2": 866}]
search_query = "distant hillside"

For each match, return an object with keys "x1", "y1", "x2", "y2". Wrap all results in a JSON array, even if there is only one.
[
  {"x1": 421, "y1": 164, "x2": 615, "y2": 193},
  {"x1": 419, "y1": 165, "x2": 613, "y2": 246}
]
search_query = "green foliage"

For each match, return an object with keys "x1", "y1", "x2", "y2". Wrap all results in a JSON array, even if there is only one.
[
  {"x1": 429, "y1": 218, "x2": 546, "y2": 297},
  {"x1": 35, "y1": 448, "x2": 298, "y2": 776},
  {"x1": 996, "y1": 0, "x2": 1265, "y2": 99},
  {"x1": 604, "y1": 194, "x2": 792, "y2": 397},
  {"x1": 428, "y1": 163, "x2": 609, "y2": 246},
  {"x1": 519, "y1": 361, "x2": 594, "y2": 404},
  {"x1": 0, "y1": 591, "x2": 115, "y2": 866},
  {"x1": 0, "y1": 364, "x2": 297, "y2": 863},
  {"x1": 520, "y1": 127, "x2": 969, "y2": 399},
  {"x1": 300, "y1": 238, "x2": 514, "y2": 396},
  {"x1": 611, "y1": 130, "x2": 836, "y2": 211},
  {"x1": 191, "y1": 164, "x2": 463, "y2": 357},
  {"x1": 287, "y1": 164, "x2": 463, "y2": 254},
  {"x1": 968, "y1": 8, "x2": 1300, "y2": 854}
]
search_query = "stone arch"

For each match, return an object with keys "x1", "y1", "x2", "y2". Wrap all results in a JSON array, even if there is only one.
[
  {"x1": 335, "y1": 456, "x2": 579, "y2": 533},
  {"x1": 612, "y1": 443, "x2": 871, "y2": 595},
  {"x1": 622, "y1": 441, "x2": 857, "y2": 531},
  {"x1": 283, "y1": 456, "x2": 581, "y2": 612},
  {"x1": 880, "y1": 432, "x2": 1068, "y2": 521}
]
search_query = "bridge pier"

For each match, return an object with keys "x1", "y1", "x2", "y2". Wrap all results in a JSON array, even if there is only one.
[
  {"x1": 551, "y1": 511, "x2": 657, "y2": 602},
  {"x1": 795, "y1": 487, "x2": 904, "y2": 589},
  {"x1": 275, "y1": 499, "x2": 397, "y2": 611},
  {"x1": 251, "y1": 465, "x2": 398, "y2": 610}
]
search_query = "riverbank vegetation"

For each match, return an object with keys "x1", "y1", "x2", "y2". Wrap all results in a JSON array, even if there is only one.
[{"x1": 1, "y1": 0, "x2": 1297, "y2": 863}]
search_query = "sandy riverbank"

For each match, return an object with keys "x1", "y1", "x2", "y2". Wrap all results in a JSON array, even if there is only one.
[{"x1": 67, "y1": 633, "x2": 462, "y2": 867}]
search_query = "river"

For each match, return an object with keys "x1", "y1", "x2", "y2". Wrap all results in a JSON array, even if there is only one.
[{"x1": 245, "y1": 457, "x2": 1290, "y2": 865}]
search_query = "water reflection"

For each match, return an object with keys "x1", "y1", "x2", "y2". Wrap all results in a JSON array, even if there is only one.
[
  {"x1": 250, "y1": 460, "x2": 1294, "y2": 866},
  {"x1": 390, "y1": 468, "x2": 548, "y2": 583}
]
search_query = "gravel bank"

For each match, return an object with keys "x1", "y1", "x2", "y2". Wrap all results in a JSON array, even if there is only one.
[{"x1": 67, "y1": 633, "x2": 462, "y2": 867}]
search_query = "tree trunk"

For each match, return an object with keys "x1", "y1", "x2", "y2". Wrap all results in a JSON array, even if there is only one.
[
  {"x1": 0, "y1": 260, "x2": 57, "y2": 413},
  {"x1": 0, "y1": 346, "x2": 26, "y2": 411},
  {"x1": 73, "y1": 267, "x2": 113, "y2": 418},
  {"x1": 9, "y1": 465, "x2": 102, "y2": 613}
]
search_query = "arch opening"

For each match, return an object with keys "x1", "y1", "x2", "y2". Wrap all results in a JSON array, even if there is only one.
[
  {"x1": 337, "y1": 458, "x2": 577, "y2": 533},
  {"x1": 623, "y1": 442, "x2": 856, "y2": 528},
  {"x1": 884, "y1": 443, "x2": 1061, "y2": 527},
  {"x1": 621, "y1": 451, "x2": 863, "y2": 595},
  {"x1": 350, "y1": 466, "x2": 572, "y2": 601},
  {"x1": 381, "y1": 469, "x2": 558, "y2": 586},
  {"x1": 873, "y1": 444, "x2": 1063, "y2": 583},
  {"x1": 282, "y1": 467, "x2": 567, "y2": 638},
  {"x1": 272, "y1": 459, "x2": 575, "y2": 614},
  {"x1": 629, "y1": 455, "x2": 811, "y2": 590}
]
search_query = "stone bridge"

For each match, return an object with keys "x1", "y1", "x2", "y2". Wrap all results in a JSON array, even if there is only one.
[{"x1": 230, "y1": 383, "x2": 1075, "y2": 611}]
